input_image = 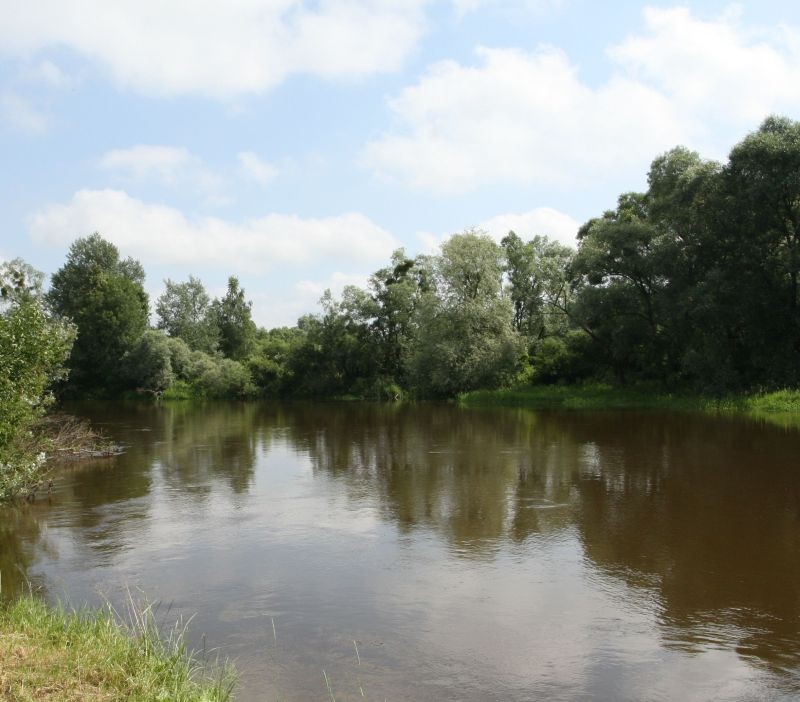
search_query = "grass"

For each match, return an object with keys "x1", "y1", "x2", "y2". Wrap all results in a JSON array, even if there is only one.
[
  {"x1": 459, "y1": 383, "x2": 800, "y2": 422},
  {"x1": 0, "y1": 592, "x2": 235, "y2": 702}
]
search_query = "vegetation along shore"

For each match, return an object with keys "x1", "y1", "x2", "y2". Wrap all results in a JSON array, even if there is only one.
[
  {"x1": 0, "y1": 592, "x2": 234, "y2": 702},
  {"x1": 460, "y1": 384, "x2": 800, "y2": 421}
]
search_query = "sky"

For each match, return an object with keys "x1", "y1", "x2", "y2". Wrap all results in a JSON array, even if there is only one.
[{"x1": 2, "y1": 0, "x2": 800, "y2": 328}]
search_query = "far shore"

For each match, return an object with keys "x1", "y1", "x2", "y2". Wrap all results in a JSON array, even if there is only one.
[{"x1": 459, "y1": 384, "x2": 800, "y2": 425}]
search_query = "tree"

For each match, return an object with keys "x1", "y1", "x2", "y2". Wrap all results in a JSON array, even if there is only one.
[
  {"x1": 712, "y1": 116, "x2": 800, "y2": 387},
  {"x1": 0, "y1": 272, "x2": 75, "y2": 499},
  {"x1": 247, "y1": 327, "x2": 303, "y2": 395},
  {"x1": 122, "y1": 330, "x2": 174, "y2": 393},
  {"x1": 49, "y1": 233, "x2": 145, "y2": 298},
  {"x1": 407, "y1": 231, "x2": 522, "y2": 397},
  {"x1": 501, "y1": 232, "x2": 574, "y2": 341},
  {"x1": 211, "y1": 277, "x2": 256, "y2": 361},
  {"x1": 48, "y1": 234, "x2": 149, "y2": 391},
  {"x1": 0, "y1": 258, "x2": 45, "y2": 306},
  {"x1": 367, "y1": 250, "x2": 427, "y2": 386},
  {"x1": 156, "y1": 276, "x2": 219, "y2": 353},
  {"x1": 286, "y1": 290, "x2": 382, "y2": 397}
]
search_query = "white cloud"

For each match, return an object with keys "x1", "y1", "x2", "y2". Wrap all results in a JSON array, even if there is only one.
[
  {"x1": 366, "y1": 7, "x2": 800, "y2": 193},
  {"x1": 610, "y1": 6, "x2": 800, "y2": 128},
  {"x1": 243, "y1": 272, "x2": 371, "y2": 328},
  {"x1": 364, "y1": 45, "x2": 684, "y2": 193},
  {"x1": 418, "y1": 205, "x2": 579, "y2": 253},
  {"x1": 0, "y1": 91, "x2": 49, "y2": 133},
  {"x1": 479, "y1": 207, "x2": 579, "y2": 247},
  {"x1": 27, "y1": 189, "x2": 400, "y2": 274},
  {"x1": 452, "y1": 0, "x2": 561, "y2": 18},
  {"x1": 295, "y1": 271, "x2": 370, "y2": 300},
  {"x1": 99, "y1": 145, "x2": 226, "y2": 201},
  {"x1": 237, "y1": 151, "x2": 279, "y2": 187},
  {"x1": 0, "y1": 0, "x2": 428, "y2": 98}
]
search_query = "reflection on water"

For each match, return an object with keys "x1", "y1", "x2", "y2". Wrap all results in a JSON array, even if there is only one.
[{"x1": 2, "y1": 402, "x2": 800, "y2": 701}]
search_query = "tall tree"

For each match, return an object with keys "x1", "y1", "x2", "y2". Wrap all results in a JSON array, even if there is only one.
[
  {"x1": 501, "y1": 232, "x2": 574, "y2": 340},
  {"x1": 156, "y1": 276, "x2": 219, "y2": 353},
  {"x1": 212, "y1": 276, "x2": 256, "y2": 361},
  {"x1": 408, "y1": 231, "x2": 522, "y2": 397},
  {"x1": 48, "y1": 233, "x2": 149, "y2": 391}
]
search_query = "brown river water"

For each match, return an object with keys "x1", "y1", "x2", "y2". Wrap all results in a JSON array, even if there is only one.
[{"x1": 2, "y1": 401, "x2": 800, "y2": 701}]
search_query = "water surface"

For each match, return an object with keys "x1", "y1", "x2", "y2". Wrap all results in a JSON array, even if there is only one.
[{"x1": 2, "y1": 402, "x2": 800, "y2": 701}]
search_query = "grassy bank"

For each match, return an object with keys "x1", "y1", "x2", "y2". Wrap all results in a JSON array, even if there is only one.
[
  {"x1": 460, "y1": 384, "x2": 800, "y2": 418},
  {"x1": 0, "y1": 594, "x2": 234, "y2": 701}
]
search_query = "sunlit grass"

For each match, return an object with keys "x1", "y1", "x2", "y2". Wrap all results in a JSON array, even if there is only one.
[
  {"x1": 0, "y1": 592, "x2": 235, "y2": 702},
  {"x1": 460, "y1": 384, "x2": 800, "y2": 426}
]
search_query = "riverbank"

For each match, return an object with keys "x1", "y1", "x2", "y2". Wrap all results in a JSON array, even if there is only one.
[
  {"x1": 459, "y1": 385, "x2": 800, "y2": 421},
  {"x1": 0, "y1": 594, "x2": 234, "y2": 701}
]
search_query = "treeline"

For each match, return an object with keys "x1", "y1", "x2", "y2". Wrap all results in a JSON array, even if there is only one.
[
  {"x1": 8, "y1": 115, "x2": 800, "y2": 407},
  {"x1": 255, "y1": 115, "x2": 800, "y2": 397}
]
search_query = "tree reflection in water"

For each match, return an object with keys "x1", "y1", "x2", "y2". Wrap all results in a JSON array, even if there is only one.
[{"x1": 2, "y1": 401, "x2": 800, "y2": 686}]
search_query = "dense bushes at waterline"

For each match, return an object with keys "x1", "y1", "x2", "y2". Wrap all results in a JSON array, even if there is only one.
[{"x1": 0, "y1": 260, "x2": 75, "y2": 500}]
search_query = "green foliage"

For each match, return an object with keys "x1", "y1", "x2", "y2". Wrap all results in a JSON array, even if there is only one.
[
  {"x1": 167, "y1": 336, "x2": 193, "y2": 380},
  {"x1": 407, "y1": 231, "x2": 523, "y2": 397},
  {"x1": 193, "y1": 357, "x2": 254, "y2": 398},
  {"x1": 501, "y1": 231, "x2": 573, "y2": 341},
  {"x1": 565, "y1": 116, "x2": 800, "y2": 392},
  {"x1": 156, "y1": 276, "x2": 220, "y2": 353},
  {"x1": 48, "y1": 233, "x2": 149, "y2": 392},
  {"x1": 0, "y1": 295, "x2": 75, "y2": 500},
  {"x1": 123, "y1": 329, "x2": 174, "y2": 393},
  {"x1": 0, "y1": 595, "x2": 235, "y2": 701},
  {"x1": 286, "y1": 293, "x2": 382, "y2": 398},
  {"x1": 0, "y1": 257, "x2": 45, "y2": 305},
  {"x1": 246, "y1": 326, "x2": 302, "y2": 395},
  {"x1": 529, "y1": 332, "x2": 588, "y2": 383},
  {"x1": 212, "y1": 276, "x2": 256, "y2": 361}
]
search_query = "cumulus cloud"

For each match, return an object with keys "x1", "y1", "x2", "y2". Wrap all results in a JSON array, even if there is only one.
[
  {"x1": 364, "y1": 45, "x2": 684, "y2": 193},
  {"x1": 418, "y1": 205, "x2": 579, "y2": 253},
  {"x1": 27, "y1": 189, "x2": 399, "y2": 273},
  {"x1": 0, "y1": 0, "x2": 428, "y2": 98},
  {"x1": 452, "y1": 0, "x2": 561, "y2": 18},
  {"x1": 365, "y1": 6, "x2": 800, "y2": 193},
  {"x1": 99, "y1": 145, "x2": 223, "y2": 192},
  {"x1": 238, "y1": 151, "x2": 279, "y2": 187},
  {"x1": 233, "y1": 272, "x2": 370, "y2": 328},
  {"x1": 479, "y1": 207, "x2": 579, "y2": 247},
  {"x1": 295, "y1": 271, "x2": 370, "y2": 300},
  {"x1": 610, "y1": 6, "x2": 800, "y2": 127}
]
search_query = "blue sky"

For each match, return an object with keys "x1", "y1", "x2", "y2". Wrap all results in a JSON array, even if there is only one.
[{"x1": 2, "y1": 0, "x2": 800, "y2": 327}]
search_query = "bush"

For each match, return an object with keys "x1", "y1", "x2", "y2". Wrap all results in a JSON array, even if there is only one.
[
  {"x1": 167, "y1": 336, "x2": 193, "y2": 381},
  {"x1": 195, "y1": 358, "x2": 254, "y2": 398},
  {"x1": 0, "y1": 299, "x2": 74, "y2": 500},
  {"x1": 122, "y1": 329, "x2": 174, "y2": 393}
]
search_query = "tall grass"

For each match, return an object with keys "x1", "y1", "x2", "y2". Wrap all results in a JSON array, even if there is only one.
[{"x1": 0, "y1": 590, "x2": 235, "y2": 701}]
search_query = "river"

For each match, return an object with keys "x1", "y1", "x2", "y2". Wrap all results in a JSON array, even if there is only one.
[{"x1": 2, "y1": 401, "x2": 799, "y2": 701}]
